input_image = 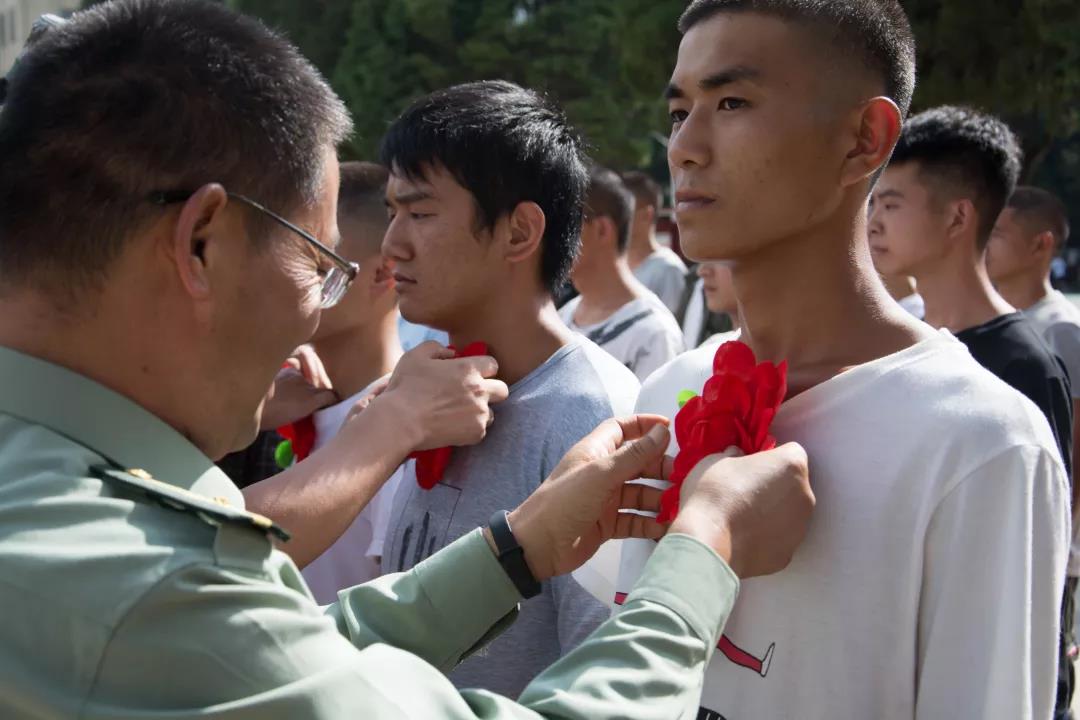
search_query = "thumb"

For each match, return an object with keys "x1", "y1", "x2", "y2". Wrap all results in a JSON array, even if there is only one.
[
  {"x1": 308, "y1": 388, "x2": 339, "y2": 412},
  {"x1": 603, "y1": 423, "x2": 670, "y2": 487}
]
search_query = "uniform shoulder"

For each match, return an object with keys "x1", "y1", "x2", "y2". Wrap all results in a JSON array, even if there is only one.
[{"x1": 91, "y1": 465, "x2": 290, "y2": 543}]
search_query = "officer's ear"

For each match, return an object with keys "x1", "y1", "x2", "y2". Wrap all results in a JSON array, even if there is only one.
[{"x1": 170, "y1": 184, "x2": 229, "y2": 300}]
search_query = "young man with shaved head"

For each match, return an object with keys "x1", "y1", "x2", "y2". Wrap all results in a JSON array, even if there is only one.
[{"x1": 614, "y1": 1, "x2": 1069, "y2": 717}]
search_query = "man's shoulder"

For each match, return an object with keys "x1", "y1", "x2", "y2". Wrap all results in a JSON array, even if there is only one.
[
  {"x1": 521, "y1": 340, "x2": 640, "y2": 420},
  {"x1": 650, "y1": 247, "x2": 689, "y2": 273},
  {"x1": 635, "y1": 343, "x2": 716, "y2": 416}
]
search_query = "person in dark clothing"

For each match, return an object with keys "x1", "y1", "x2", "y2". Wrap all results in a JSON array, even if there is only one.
[{"x1": 869, "y1": 104, "x2": 1075, "y2": 719}]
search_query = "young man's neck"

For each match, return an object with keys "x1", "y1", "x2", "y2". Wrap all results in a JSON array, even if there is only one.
[
  {"x1": 445, "y1": 290, "x2": 574, "y2": 387},
  {"x1": 312, "y1": 310, "x2": 403, "y2": 401},
  {"x1": 572, "y1": 256, "x2": 646, "y2": 326},
  {"x1": 627, "y1": 227, "x2": 660, "y2": 270},
  {"x1": 914, "y1": 246, "x2": 1015, "y2": 333},
  {"x1": 731, "y1": 199, "x2": 933, "y2": 396},
  {"x1": 993, "y1": 270, "x2": 1054, "y2": 312}
]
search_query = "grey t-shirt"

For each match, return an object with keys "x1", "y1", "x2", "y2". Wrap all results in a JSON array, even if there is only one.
[
  {"x1": 633, "y1": 247, "x2": 688, "y2": 315},
  {"x1": 1026, "y1": 290, "x2": 1080, "y2": 400},
  {"x1": 382, "y1": 338, "x2": 640, "y2": 697}
]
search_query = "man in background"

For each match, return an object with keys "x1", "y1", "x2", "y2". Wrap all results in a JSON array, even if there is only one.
[
  {"x1": 560, "y1": 166, "x2": 685, "y2": 382},
  {"x1": 872, "y1": 106, "x2": 1075, "y2": 717},
  {"x1": 295, "y1": 161, "x2": 407, "y2": 602},
  {"x1": 622, "y1": 170, "x2": 688, "y2": 313}
]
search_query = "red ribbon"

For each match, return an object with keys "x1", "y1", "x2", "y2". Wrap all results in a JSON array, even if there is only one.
[
  {"x1": 410, "y1": 342, "x2": 490, "y2": 490},
  {"x1": 658, "y1": 341, "x2": 788, "y2": 522}
]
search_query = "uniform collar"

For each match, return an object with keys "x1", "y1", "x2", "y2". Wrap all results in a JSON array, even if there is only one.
[{"x1": 0, "y1": 344, "x2": 244, "y2": 507}]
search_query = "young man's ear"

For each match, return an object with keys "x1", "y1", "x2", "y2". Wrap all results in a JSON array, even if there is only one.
[
  {"x1": 504, "y1": 201, "x2": 546, "y2": 264},
  {"x1": 170, "y1": 183, "x2": 229, "y2": 300},
  {"x1": 842, "y1": 97, "x2": 903, "y2": 188},
  {"x1": 944, "y1": 198, "x2": 979, "y2": 242},
  {"x1": 1034, "y1": 230, "x2": 1057, "y2": 258}
]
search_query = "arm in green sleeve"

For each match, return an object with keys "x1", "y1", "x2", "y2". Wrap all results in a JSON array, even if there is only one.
[
  {"x1": 87, "y1": 532, "x2": 734, "y2": 719},
  {"x1": 323, "y1": 529, "x2": 522, "y2": 672}
]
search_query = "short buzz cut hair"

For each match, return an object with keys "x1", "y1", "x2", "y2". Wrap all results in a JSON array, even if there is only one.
[
  {"x1": 892, "y1": 106, "x2": 1024, "y2": 249},
  {"x1": 337, "y1": 162, "x2": 390, "y2": 258},
  {"x1": 621, "y1": 171, "x2": 664, "y2": 213},
  {"x1": 678, "y1": 0, "x2": 917, "y2": 119},
  {"x1": 338, "y1": 162, "x2": 390, "y2": 225},
  {"x1": 1007, "y1": 186, "x2": 1071, "y2": 252},
  {"x1": 0, "y1": 0, "x2": 351, "y2": 297},
  {"x1": 586, "y1": 165, "x2": 636, "y2": 254},
  {"x1": 379, "y1": 80, "x2": 587, "y2": 294}
]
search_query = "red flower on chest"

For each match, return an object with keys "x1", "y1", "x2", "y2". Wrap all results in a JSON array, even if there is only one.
[{"x1": 658, "y1": 341, "x2": 787, "y2": 522}]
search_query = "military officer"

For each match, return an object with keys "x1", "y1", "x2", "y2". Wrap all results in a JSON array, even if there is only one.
[{"x1": 0, "y1": 1, "x2": 814, "y2": 718}]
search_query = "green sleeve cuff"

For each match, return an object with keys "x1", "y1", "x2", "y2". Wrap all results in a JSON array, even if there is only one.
[
  {"x1": 623, "y1": 533, "x2": 739, "y2": 650},
  {"x1": 413, "y1": 528, "x2": 522, "y2": 667}
]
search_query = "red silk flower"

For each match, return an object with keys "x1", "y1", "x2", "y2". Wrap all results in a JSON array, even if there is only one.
[
  {"x1": 657, "y1": 341, "x2": 788, "y2": 523},
  {"x1": 410, "y1": 342, "x2": 489, "y2": 490}
]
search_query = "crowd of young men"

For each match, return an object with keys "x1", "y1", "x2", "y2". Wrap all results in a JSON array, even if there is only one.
[{"x1": 0, "y1": 0, "x2": 1076, "y2": 718}]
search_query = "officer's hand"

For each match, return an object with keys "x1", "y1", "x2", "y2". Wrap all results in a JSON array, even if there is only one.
[
  {"x1": 376, "y1": 342, "x2": 509, "y2": 452},
  {"x1": 260, "y1": 346, "x2": 338, "y2": 430},
  {"x1": 507, "y1": 415, "x2": 670, "y2": 582},
  {"x1": 670, "y1": 443, "x2": 814, "y2": 578}
]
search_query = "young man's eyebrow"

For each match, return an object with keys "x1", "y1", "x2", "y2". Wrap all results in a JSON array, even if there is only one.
[
  {"x1": 875, "y1": 189, "x2": 904, "y2": 200},
  {"x1": 385, "y1": 189, "x2": 433, "y2": 206},
  {"x1": 664, "y1": 64, "x2": 763, "y2": 100}
]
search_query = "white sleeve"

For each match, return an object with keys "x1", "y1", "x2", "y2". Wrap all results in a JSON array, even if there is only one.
[{"x1": 917, "y1": 444, "x2": 1069, "y2": 719}]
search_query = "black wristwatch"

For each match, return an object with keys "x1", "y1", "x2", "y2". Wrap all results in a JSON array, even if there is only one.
[{"x1": 487, "y1": 510, "x2": 542, "y2": 599}]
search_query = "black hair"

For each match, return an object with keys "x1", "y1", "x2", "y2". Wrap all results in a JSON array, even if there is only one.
[
  {"x1": 1007, "y1": 186, "x2": 1071, "y2": 251},
  {"x1": 586, "y1": 165, "x2": 635, "y2": 254},
  {"x1": 678, "y1": 0, "x2": 916, "y2": 119},
  {"x1": 379, "y1": 80, "x2": 587, "y2": 294},
  {"x1": 0, "y1": 0, "x2": 351, "y2": 297},
  {"x1": 338, "y1": 162, "x2": 390, "y2": 224},
  {"x1": 621, "y1": 171, "x2": 664, "y2": 213},
  {"x1": 892, "y1": 106, "x2": 1023, "y2": 248}
]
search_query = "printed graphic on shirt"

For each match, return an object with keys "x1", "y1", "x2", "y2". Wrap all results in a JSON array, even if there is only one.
[
  {"x1": 390, "y1": 482, "x2": 463, "y2": 571},
  {"x1": 614, "y1": 592, "x2": 775, "y2": 677}
]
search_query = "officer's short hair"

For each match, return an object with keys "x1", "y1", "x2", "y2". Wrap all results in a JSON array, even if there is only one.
[{"x1": 0, "y1": 0, "x2": 352, "y2": 297}]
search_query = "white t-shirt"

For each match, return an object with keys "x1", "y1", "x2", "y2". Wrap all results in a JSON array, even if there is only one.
[
  {"x1": 616, "y1": 332, "x2": 1069, "y2": 719},
  {"x1": 633, "y1": 246, "x2": 688, "y2": 315},
  {"x1": 1026, "y1": 290, "x2": 1080, "y2": 400},
  {"x1": 896, "y1": 292, "x2": 926, "y2": 320},
  {"x1": 559, "y1": 294, "x2": 685, "y2": 383},
  {"x1": 301, "y1": 381, "x2": 406, "y2": 605}
]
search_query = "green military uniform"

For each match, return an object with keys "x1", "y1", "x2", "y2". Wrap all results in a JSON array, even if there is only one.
[{"x1": 0, "y1": 344, "x2": 739, "y2": 719}]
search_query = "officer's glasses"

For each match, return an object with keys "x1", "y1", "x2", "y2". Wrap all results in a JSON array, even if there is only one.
[{"x1": 149, "y1": 190, "x2": 358, "y2": 309}]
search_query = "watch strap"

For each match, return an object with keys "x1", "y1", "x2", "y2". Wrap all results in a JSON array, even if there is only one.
[{"x1": 487, "y1": 510, "x2": 542, "y2": 599}]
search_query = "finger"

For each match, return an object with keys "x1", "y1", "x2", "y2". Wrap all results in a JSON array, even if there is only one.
[
  {"x1": 618, "y1": 482, "x2": 663, "y2": 513},
  {"x1": 309, "y1": 388, "x2": 339, "y2": 412},
  {"x1": 283, "y1": 357, "x2": 301, "y2": 372},
  {"x1": 480, "y1": 378, "x2": 510, "y2": 404},
  {"x1": 613, "y1": 512, "x2": 666, "y2": 540},
  {"x1": 661, "y1": 455, "x2": 674, "y2": 483},
  {"x1": 412, "y1": 341, "x2": 455, "y2": 360},
  {"x1": 457, "y1": 354, "x2": 500, "y2": 379},
  {"x1": 572, "y1": 414, "x2": 670, "y2": 459},
  {"x1": 296, "y1": 346, "x2": 333, "y2": 390},
  {"x1": 601, "y1": 423, "x2": 671, "y2": 488},
  {"x1": 610, "y1": 414, "x2": 671, "y2": 444}
]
